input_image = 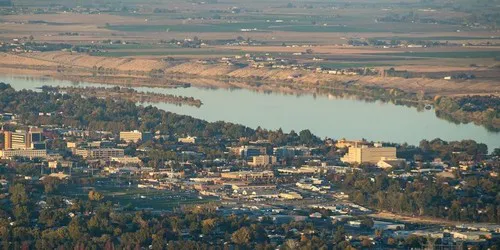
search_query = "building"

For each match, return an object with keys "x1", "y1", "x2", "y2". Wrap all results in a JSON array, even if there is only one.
[
  {"x1": 74, "y1": 148, "x2": 124, "y2": 159},
  {"x1": 279, "y1": 192, "x2": 303, "y2": 200},
  {"x1": 221, "y1": 171, "x2": 274, "y2": 180},
  {"x1": 111, "y1": 156, "x2": 142, "y2": 165},
  {"x1": 4, "y1": 128, "x2": 44, "y2": 150},
  {"x1": 250, "y1": 155, "x2": 277, "y2": 166},
  {"x1": 335, "y1": 139, "x2": 370, "y2": 148},
  {"x1": 278, "y1": 166, "x2": 319, "y2": 175},
  {"x1": 230, "y1": 146, "x2": 266, "y2": 159},
  {"x1": 377, "y1": 158, "x2": 405, "y2": 169},
  {"x1": 273, "y1": 146, "x2": 312, "y2": 158},
  {"x1": 119, "y1": 130, "x2": 152, "y2": 143},
  {"x1": 341, "y1": 145, "x2": 397, "y2": 164},
  {"x1": 0, "y1": 149, "x2": 47, "y2": 159},
  {"x1": 48, "y1": 161, "x2": 59, "y2": 169},
  {"x1": 178, "y1": 136, "x2": 197, "y2": 144}
]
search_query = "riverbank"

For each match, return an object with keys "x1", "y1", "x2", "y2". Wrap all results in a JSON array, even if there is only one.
[{"x1": 0, "y1": 51, "x2": 499, "y2": 130}]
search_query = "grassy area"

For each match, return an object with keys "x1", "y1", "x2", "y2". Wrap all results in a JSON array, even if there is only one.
[{"x1": 61, "y1": 183, "x2": 217, "y2": 211}]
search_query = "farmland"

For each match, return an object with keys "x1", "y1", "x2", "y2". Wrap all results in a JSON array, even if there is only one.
[{"x1": 0, "y1": 0, "x2": 498, "y2": 99}]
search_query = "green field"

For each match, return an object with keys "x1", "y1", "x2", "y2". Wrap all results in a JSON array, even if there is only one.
[{"x1": 61, "y1": 184, "x2": 218, "y2": 211}]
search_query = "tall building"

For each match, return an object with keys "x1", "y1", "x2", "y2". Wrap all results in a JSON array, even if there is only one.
[
  {"x1": 120, "y1": 130, "x2": 152, "y2": 143},
  {"x1": 4, "y1": 128, "x2": 44, "y2": 150},
  {"x1": 341, "y1": 145, "x2": 397, "y2": 164}
]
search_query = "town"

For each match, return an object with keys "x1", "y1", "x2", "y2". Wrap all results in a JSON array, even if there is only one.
[{"x1": 0, "y1": 83, "x2": 499, "y2": 249}]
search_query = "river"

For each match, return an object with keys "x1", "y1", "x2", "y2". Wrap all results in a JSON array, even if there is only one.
[{"x1": 2, "y1": 75, "x2": 499, "y2": 150}]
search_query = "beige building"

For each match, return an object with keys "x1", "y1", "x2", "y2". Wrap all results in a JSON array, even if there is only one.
[
  {"x1": 119, "y1": 130, "x2": 152, "y2": 143},
  {"x1": 0, "y1": 149, "x2": 47, "y2": 159},
  {"x1": 111, "y1": 156, "x2": 142, "y2": 165},
  {"x1": 178, "y1": 136, "x2": 197, "y2": 144},
  {"x1": 74, "y1": 148, "x2": 124, "y2": 159},
  {"x1": 250, "y1": 155, "x2": 277, "y2": 166},
  {"x1": 221, "y1": 171, "x2": 274, "y2": 180},
  {"x1": 279, "y1": 192, "x2": 303, "y2": 200},
  {"x1": 341, "y1": 146, "x2": 397, "y2": 164}
]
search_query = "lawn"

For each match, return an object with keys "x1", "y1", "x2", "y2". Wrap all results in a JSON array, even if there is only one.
[{"x1": 61, "y1": 183, "x2": 218, "y2": 211}]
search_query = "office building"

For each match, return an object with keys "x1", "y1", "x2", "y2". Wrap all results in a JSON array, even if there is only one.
[
  {"x1": 221, "y1": 171, "x2": 274, "y2": 180},
  {"x1": 341, "y1": 145, "x2": 397, "y2": 164},
  {"x1": 3, "y1": 128, "x2": 44, "y2": 150},
  {"x1": 0, "y1": 149, "x2": 47, "y2": 159},
  {"x1": 74, "y1": 148, "x2": 124, "y2": 159},
  {"x1": 250, "y1": 155, "x2": 277, "y2": 166},
  {"x1": 119, "y1": 130, "x2": 152, "y2": 143},
  {"x1": 111, "y1": 156, "x2": 142, "y2": 165},
  {"x1": 230, "y1": 146, "x2": 266, "y2": 159}
]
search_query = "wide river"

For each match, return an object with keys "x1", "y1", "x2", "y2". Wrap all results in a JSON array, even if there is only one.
[{"x1": 2, "y1": 75, "x2": 499, "y2": 150}]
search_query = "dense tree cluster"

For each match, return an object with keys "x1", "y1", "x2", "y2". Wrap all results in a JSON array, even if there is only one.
[
  {"x1": 330, "y1": 170, "x2": 500, "y2": 223},
  {"x1": 0, "y1": 179, "x2": 333, "y2": 249},
  {"x1": 435, "y1": 95, "x2": 500, "y2": 131},
  {"x1": 396, "y1": 138, "x2": 489, "y2": 163}
]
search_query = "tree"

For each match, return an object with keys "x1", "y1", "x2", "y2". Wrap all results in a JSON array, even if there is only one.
[
  {"x1": 231, "y1": 227, "x2": 251, "y2": 245},
  {"x1": 283, "y1": 239, "x2": 299, "y2": 249},
  {"x1": 493, "y1": 148, "x2": 500, "y2": 157},
  {"x1": 10, "y1": 184, "x2": 28, "y2": 205},
  {"x1": 201, "y1": 218, "x2": 216, "y2": 235},
  {"x1": 68, "y1": 217, "x2": 86, "y2": 241},
  {"x1": 43, "y1": 177, "x2": 61, "y2": 194},
  {"x1": 88, "y1": 190, "x2": 104, "y2": 201},
  {"x1": 360, "y1": 218, "x2": 374, "y2": 229},
  {"x1": 333, "y1": 226, "x2": 346, "y2": 244},
  {"x1": 299, "y1": 129, "x2": 317, "y2": 145}
]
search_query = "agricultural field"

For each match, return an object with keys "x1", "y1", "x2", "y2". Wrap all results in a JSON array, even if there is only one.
[{"x1": 0, "y1": 0, "x2": 498, "y2": 96}]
